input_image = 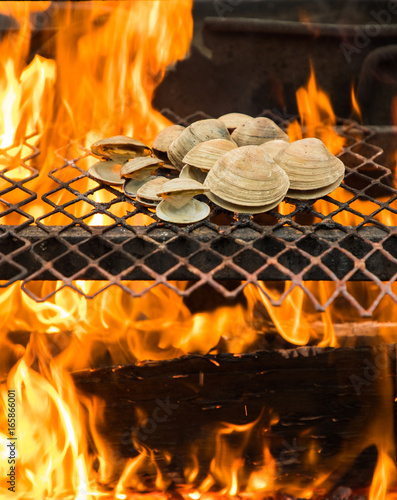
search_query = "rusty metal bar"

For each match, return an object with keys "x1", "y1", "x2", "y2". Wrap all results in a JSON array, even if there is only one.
[{"x1": 2, "y1": 225, "x2": 396, "y2": 282}]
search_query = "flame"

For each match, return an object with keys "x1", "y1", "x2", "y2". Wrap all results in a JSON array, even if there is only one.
[
  {"x1": 287, "y1": 64, "x2": 345, "y2": 155},
  {"x1": 367, "y1": 349, "x2": 397, "y2": 500},
  {"x1": 0, "y1": 3, "x2": 396, "y2": 499},
  {"x1": 351, "y1": 83, "x2": 362, "y2": 122},
  {"x1": 370, "y1": 451, "x2": 396, "y2": 500},
  {"x1": 0, "y1": 0, "x2": 193, "y2": 225}
]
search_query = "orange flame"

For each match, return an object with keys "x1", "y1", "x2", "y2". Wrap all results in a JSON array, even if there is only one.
[
  {"x1": 351, "y1": 83, "x2": 362, "y2": 122},
  {"x1": 288, "y1": 64, "x2": 345, "y2": 155},
  {"x1": 0, "y1": 0, "x2": 193, "y2": 225},
  {"x1": 0, "y1": 3, "x2": 397, "y2": 499}
]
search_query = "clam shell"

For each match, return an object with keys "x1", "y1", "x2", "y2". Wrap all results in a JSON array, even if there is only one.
[
  {"x1": 157, "y1": 178, "x2": 209, "y2": 209},
  {"x1": 123, "y1": 175, "x2": 157, "y2": 199},
  {"x1": 136, "y1": 176, "x2": 168, "y2": 206},
  {"x1": 260, "y1": 139, "x2": 289, "y2": 159},
  {"x1": 218, "y1": 112, "x2": 253, "y2": 132},
  {"x1": 183, "y1": 139, "x2": 237, "y2": 171},
  {"x1": 88, "y1": 160, "x2": 124, "y2": 186},
  {"x1": 204, "y1": 145, "x2": 289, "y2": 211},
  {"x1": 91, "y1": 135, "x2": 151, "y2": 162},
  {"x1": 152, "y1": 125, "x2": 185, "y2": 162},
  {"x1": 206, "y1": 191, "x2": 286, "y2": 214},
  {"x1": 168, "y1": 119, "x2": 232, "y2": 170},
  {"x1": 231, "y1": 117, "x2": 289, "y2": 146},
  {"x1": 286, "y1": 173, "x2": 345, "y2": 200},
  {"x1": 120, "y1": 157, "x2": 163, "y2": 179},
  {"x1": 180, "y1": 164, "x2": 207, "y2": 183},
  {"x1": 156, "y1": 199, "x2": 210, "y2": 224},
  {"x1": 273, "y1": 137, "x2": 345, "y2": 193},
  {"x1": 157, "y1": 177, "x2": 208, "y2": 197}
]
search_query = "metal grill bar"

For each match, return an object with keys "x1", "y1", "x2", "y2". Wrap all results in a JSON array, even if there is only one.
[
  {"x1": 6, "y1": 224, "x2": 396, "y2": 282},
  {"x1": 1, "y1": 110, "x2": 397, "y2": 316}
]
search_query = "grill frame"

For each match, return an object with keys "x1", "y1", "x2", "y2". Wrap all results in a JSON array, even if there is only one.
[{"x1": 1, "y1": 110, "x2": 397, "y2": 316}]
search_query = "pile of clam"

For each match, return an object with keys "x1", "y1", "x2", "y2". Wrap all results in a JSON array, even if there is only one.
[{"x1": 89, "y1": 113, "x2": 345, "y2": 224}]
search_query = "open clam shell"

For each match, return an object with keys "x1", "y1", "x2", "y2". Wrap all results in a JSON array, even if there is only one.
[
  {"x1": 91, "y1": 135, "x2": 151, "y2": 162},
  {"x1": 183, "y1": 139, "x2": 237, "y2": 171},
  {"x1": 273, "y1": 137, "x2": 345, "y2": 198},
  {"x1": 231, "y1": 117, "x2": 289, "y2": 146},
  {"x1": 136, "y1": 176, "x2": 169, "y2": 207},
  {"x1": 88, "y1": 160, "x2": 124, "y2": 186},
  {"x1": 156, "y1": 178, "x2": 210, "y2": 223},
  {"x1": 120, "y1": 157, "x2": 164, "y2": 179},
  {"x1": 180, "y1": 164, "x2": 207, "y2": 183},
  {"x1": 218, "y1": 112, "x2": 253, "y2": 132},
  {"x1": 260, "y1": 139, "x2": 289, "y2": 159},
  {"x1": 156, "y1": 199, "x2": 210, "y2": 224},
  {"x1": 157, "y1": 177, "x2": 209, "y2": 208},
  {"x1": 204, "y1": 145, "x2": 289, "y2": 213},
  {"x1": 152, "y1": 125, "x2": 185, "y2": 163},
  {"x1": 168, "y1": 119, "x2": 232, "y2": 170},
  {"x1": 123, "y1": 175, "x2": 158, "y2": 199}
]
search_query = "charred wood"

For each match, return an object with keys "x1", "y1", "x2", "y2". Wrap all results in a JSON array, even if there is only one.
[{"x1": 72, "y1": 346, "x2": 396, "y2": 489}]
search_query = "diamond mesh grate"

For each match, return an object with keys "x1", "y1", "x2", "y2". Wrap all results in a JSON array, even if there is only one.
[{"x1": 1, "y1": 110, "x2": 397, "y2": 316}]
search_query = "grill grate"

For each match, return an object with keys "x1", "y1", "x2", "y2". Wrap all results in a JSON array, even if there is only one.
[{"x1": 1, "y1": 110, "x2": 397, "y2": 316}]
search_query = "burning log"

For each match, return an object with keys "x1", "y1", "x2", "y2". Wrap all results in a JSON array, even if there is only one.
[{"x1": 73, "y1": 346, "x2": 395, "y2": 490}]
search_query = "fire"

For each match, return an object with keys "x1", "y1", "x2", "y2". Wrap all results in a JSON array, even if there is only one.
[
  {"x1": 287, "y1": 64, "x2": 345, "y2": 155},
  {"x1": 0, "y1": 0, "x2": 193, "y2": 225},
  {"x1": 351, "y1": 83, "x2": 362, "y2": 122},
  {"x1": 0, "y1": 2, "x2": 396, "y2": 499}
]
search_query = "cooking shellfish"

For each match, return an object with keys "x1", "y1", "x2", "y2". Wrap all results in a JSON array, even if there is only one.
[
  {"x1": 273, "y1": 137, "x2": 345, "y2": 199},
  {"x1": 88, "y1": 160, "x2": 124, "y2": 186},
  {"x1": 122, "y1": 157, "x2": 164, "y2": 198},
  {"x1": 168, "y1": 119, "x2": 232, "y2": 170},
  {"x1": 136, "y1": 176, "x2": 169, "y2": 207},
  {"x1": 204, "y1": 145, "x2": 289, "y2": 213},
  {"x1": 152, "y1": 124, "x2": 185, "y2": 164},
  {"x1": 156, "y1": 178, "x2": 210, "y2": 224},
  {"x1": 231, "y1": 117, "x2": 289, "y2": 146},
  {"x1": 218, "y1": 112, "x2": 253, "y2": 132},
  {"x1": 260, "y1": 139, "x2": 289, "y2": 159},
  {"x1": 179, "y1": 164, "x2": 207, "y2": 183},
  {"x1": 183, "y1": 139, "x2": 237, "y2": 171},
  {"x1": 91, "y1": 135, "x2": 151, "y2": 163}
]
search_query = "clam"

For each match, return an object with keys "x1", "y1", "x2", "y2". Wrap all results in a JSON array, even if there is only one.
[
  {"x1": 156, "y1": 178, "x2": 210, "y2": 224},
  {"x1": 231, "y1": 117, "x2": 289, "y2": 146},
  {"x1": 218, "y1": 112, "x2": 253, "y2": 132},
  {"x1": 260, "y1": 139, "x2": 289, "y2": 159},
  {"x1": 136, "y1": 176, "x2": 169, "y2": 207},
  {"x1": 179, "y1": 164, "x2": 207, "y2": 183},
  {"x1": 91, "y1": 135, "x2": 151, "y2": 163},
  {"x1": 273, "y1": 137, "x2": 345, "y2": 199},
  {"x1": 122, "y1": 157, "x2": 164, "y2": 198},
  {"x1": 204, "y1": 145, "x2": 289, "y2": 214},
  {"x1": 183, "y1": 139, "x2": 237, "y2": 171},
  {"x1": 88, "y1": 160, "x2": 124, "y2": 186},
  {"x1": 168, "y1": 119, "x2": 232, "y2": 170},
  {"x1": 152, "y1": 124, "x2": 185, "y2": 165}
]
